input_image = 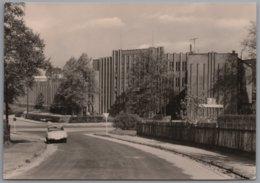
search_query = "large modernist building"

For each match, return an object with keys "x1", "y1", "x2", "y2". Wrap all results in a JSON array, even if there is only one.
[
  {"x1": 94, "y1": 47, "x2": 255, "y2": 119},
  {"x1": 93, "y1": 47, "x2": 165, "y2": 114}
]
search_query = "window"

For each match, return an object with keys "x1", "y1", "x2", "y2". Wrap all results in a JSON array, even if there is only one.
[
  {"x1": 176, "y1": 62, "x2": 180, "y2": 71},
  {"x1": 182, "y1": 62, "x2": 187, "y2": 71},
  {"x1": 169, "y1": 62, "x2": 174, "y2": 71}
]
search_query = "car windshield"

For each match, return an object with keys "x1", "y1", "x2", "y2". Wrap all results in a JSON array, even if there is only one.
[{"x1": 48, "y1": 126, "x2": 64, "y2": 132}]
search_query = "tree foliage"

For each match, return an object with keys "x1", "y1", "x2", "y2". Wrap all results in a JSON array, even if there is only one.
[
  {"x1": 241, "y1": 21, "x2": 256, "y2": 89},
  {"x1": 50, "y1": 54, "x2": 98, "y2": 115},
  {"x1": 4, "y1": 3, "x2": 47, "y2": 142},
  {"x1": 212, "y1": 54, "x2": 253, "y2": 115},
  {"x1": 4, "y1": 3, "x2": 47, "y2": 103},
  {"x1": 113, "y1": 112, "x2": 142, "y2": 130},
  {"x1": 45, "y1": 61, "x2": 62, "y2": 80},
  {"x1": 34, "y1": 93, "x2": 44, "y2": 109},
  {"x1": 122, "y1": 53, "x2": 174, "y2": 118},
  {"x1": 241, "y1": 21, "x2": 256, "y2": 59}
]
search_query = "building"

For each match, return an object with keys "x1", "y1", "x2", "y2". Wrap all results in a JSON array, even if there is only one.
[
  {"x1": 15, "y1": 77, "x2": 61, "y2": 109},
  {"x1": 15, "y1": 71, "x2": 100, "y2": 114},
  {"x1": 185, "y1": 51, "x2": 257, "y2": 121},
  {"x1": 93, "y1": 47, "x2": 164, "y2": 114},
  {"x1": 186, "y1": 51, "x2": 239, "y2": 120},
  {"x1": 94, "y1": 47, "x2": 254, "y2": 120},
  {"x1": 15, "y1": 47, "x2": 254, "y2": 120}
]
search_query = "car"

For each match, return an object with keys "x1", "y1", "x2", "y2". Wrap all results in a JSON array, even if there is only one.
[{"x1": 46, "y1": 125, "x2": 68, "y2": 144}]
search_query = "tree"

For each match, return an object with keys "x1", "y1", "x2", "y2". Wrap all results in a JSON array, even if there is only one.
[
  {"x1": 211, "y1": 54, "x2": 253, "y2": 115},
  {"x1": 241, "y1": 21, "x2": 256, "y2": 59},
  {"x1": 4, "y1": 3, "x2": 47, "y2": 142},
  {"x1": 50, "y1": 54, "x2": 98, "y2": 115},
  {"x1": 241, "y1": 21, "x2": 256, "y2": 92},
  {"x1": 108, "y1": 92, "x2": 127, "y2": 116},
  {"x1": 45, "y1": 61, "x2": 62, "y2": 80},
  {"x1": 124, "y1": 53, "x2": 174, "y2": 118},
  {"x1": 183, "y1": 93, "x2": 207, "y2": 123},
  {"x1": 34, "y1": 93, "x2": 44, "y2": 109}
]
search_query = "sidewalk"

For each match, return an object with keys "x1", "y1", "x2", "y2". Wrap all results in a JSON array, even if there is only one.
[
  {"x1": 97, "y1": 133, "x2": 256, "y2": 179},
  {"x1": 3, "y1": 132, "x2": 46, "y2": 177}
]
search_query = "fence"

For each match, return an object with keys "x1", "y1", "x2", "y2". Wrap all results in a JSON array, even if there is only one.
[{"x1": 136, "y1": 115, "x2": 256, "y2": 153}]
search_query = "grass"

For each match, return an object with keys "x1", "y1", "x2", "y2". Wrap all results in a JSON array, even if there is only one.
[{"x1": 109, "y1": 128, "x2": 137, "y2": 136}]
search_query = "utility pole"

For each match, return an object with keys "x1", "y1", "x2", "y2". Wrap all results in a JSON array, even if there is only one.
[
  {"x1": 26, "y1": 86, "x2": 29, "y2": 118},
  {"x1": 190, "y1": 38, "x2": 199, "y2": 53}
]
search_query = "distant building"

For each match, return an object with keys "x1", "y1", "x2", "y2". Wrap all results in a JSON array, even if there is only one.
[
  {"x1": 15, "y1": 72, "x2": 100, "y2": 114},
  {"x1": 15, "y1": 77, "x2": 60, "y2": 109}
]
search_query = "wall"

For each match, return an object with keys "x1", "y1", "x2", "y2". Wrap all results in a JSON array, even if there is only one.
[{"x1": 136, "y1": 115, "x2": 256, "y2": 153}]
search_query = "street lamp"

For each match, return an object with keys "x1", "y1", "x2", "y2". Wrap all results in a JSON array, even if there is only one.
[{"x1": 103, "y1": 113, "x2": 109, "y2": 135}]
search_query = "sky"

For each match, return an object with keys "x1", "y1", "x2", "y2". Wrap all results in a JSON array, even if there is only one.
[{"x1": 23, "y1": 3, "x2": 256, "y2": 67}]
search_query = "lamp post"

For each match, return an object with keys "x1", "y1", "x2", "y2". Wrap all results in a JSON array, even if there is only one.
[
  {"x1": 103, "y1": 113, "x2": 109, "y2": 135},
  {"x1": 26, "y1": 86, "x2": 29, "y2": 118}
]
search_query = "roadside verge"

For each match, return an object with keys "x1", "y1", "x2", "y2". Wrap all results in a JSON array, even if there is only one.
[{"x1": 3, "y1": 132, "x2": 57, "y2": 179}]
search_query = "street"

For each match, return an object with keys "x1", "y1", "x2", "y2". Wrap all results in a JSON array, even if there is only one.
[
  {"x1": 12, "y1": 132, "x2": 192, "y2": 179},
  {"x1": 6, "y1": 119, "x2": 232, "y2": 180}
]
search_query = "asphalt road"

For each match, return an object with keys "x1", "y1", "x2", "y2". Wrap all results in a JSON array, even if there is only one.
[
  {"x1": 8, "y1": 118, "x2": 231, "y2": 180},
  {"x1": 11, "y1": 132, "x2": 193, "y2": 180}
]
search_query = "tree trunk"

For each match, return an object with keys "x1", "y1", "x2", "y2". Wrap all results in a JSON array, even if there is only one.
[{"x1": 4, "y1": 100, "x2": 10, "y2": 142}]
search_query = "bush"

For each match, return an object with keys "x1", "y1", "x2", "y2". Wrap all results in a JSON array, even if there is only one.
[
  {"x1": 113, "y1": 113, "x2": 142, "y2": 130},
  {"x1": 34, "y1": 93, "x2": 44, "y2": 109},
  {"x1": 153, "y1": 114, "x2": 164, "y2": 120},
  {"x1": 26, "y1": 113, "x2": 60, "y2": 122},
  {"x1": 14, "y1": 111, "x2": 24, "y2": 117}
]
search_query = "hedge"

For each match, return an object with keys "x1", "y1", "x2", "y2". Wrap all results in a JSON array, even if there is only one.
[
  {"x1": 25, "y1": 113, "x2": 113, "y2": 123},
  {"x1": 113, "y1": 113, "x2": 142, "y2": 130},
  {"x1": 25, "y1": 113, "x2": 61, "y2": 122}
]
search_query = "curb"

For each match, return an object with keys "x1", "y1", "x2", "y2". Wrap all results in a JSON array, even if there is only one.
[{"x1": 96, "y1": 134, "x2": 251, "y2": 180}]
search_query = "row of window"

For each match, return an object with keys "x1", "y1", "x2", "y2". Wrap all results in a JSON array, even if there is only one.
[{"x1": 175, "y1": 77, "x2": 186, "y2": 87}]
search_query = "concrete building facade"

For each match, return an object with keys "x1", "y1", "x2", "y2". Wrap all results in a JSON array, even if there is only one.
[
  {"x1": 186, "y1": 52, "x2": 239, "y2": 120},
  {"x1": 15, "y1": 71, "x2": 100, "y2": 114},
  {"x1": 93, "y1": 47, "x2": 164, "y2": 114}
]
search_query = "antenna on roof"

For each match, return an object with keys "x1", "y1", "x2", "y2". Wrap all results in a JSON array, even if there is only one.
[{"x1": 190, "y1": 37, "x2": 199, "y2": 53}]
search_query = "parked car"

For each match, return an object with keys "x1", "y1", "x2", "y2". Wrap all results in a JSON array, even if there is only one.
[{"x1": 46, "y1": 125, "x2": 67, "y2": 144}]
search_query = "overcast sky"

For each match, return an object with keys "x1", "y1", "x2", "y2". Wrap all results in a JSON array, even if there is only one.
[{"x1": 24, "y1": 3, "x2": 256, "y2": 67}]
